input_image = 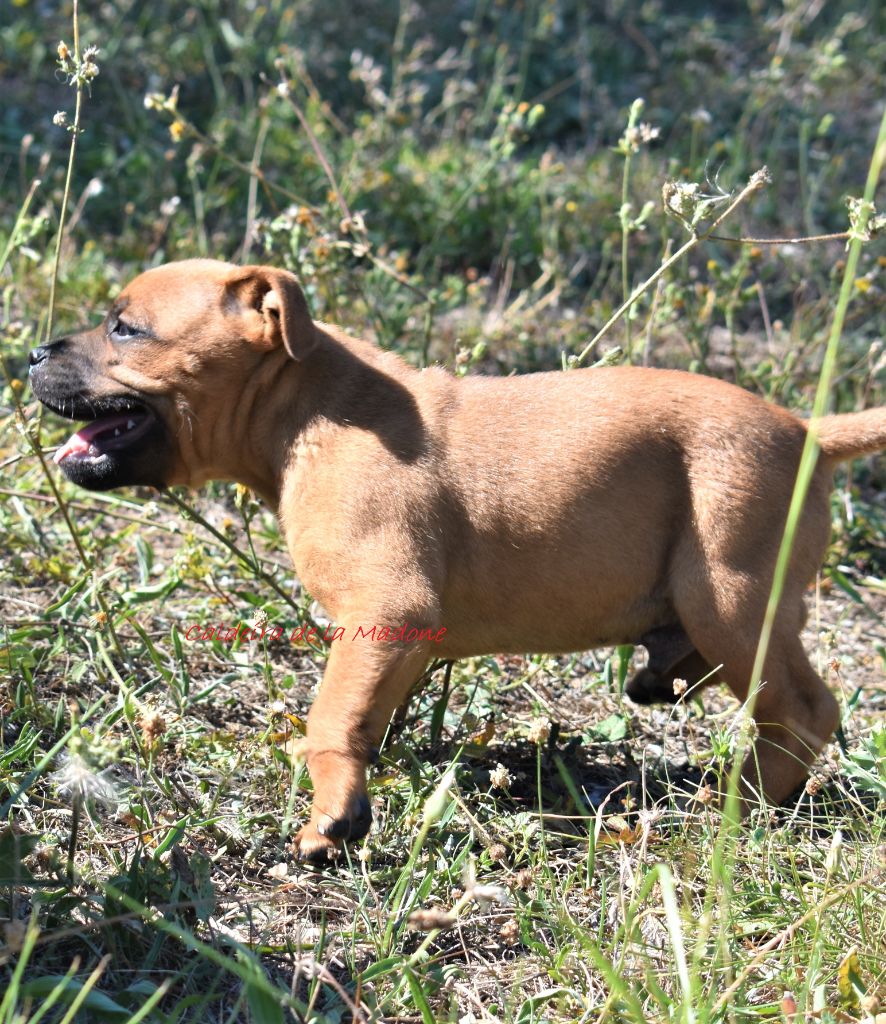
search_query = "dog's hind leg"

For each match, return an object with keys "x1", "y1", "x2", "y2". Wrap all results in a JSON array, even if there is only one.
[
  {"x1": 734, "y1": 634, "x2": 839, "y2": 808},
  {"x1": 675, "y1": 576, "x2": 839, "y2": 808},
  {"x1": 626, "y1": 625, "x2": 722, "y2": 704}
]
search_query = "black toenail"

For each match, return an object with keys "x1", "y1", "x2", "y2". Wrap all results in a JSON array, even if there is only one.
[{"x1": 324, "y1": 794, "x2": 372, "y2": 841}]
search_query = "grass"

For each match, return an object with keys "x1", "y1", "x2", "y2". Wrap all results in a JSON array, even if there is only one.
[{"x1": 1, "y1": 1, "x2": 885, "y2": 1021}]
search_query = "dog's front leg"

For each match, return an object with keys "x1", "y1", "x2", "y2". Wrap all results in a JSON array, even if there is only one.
[{"x1": 294, "y1": 633, "x2": 431, "y2": 861}]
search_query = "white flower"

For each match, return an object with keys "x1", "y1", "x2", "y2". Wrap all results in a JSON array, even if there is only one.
[{"x1": 159, "y1": 196, "x2": 181, "y2": 218}]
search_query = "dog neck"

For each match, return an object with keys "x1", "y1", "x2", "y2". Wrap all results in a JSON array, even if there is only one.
[{"x1": 197, "y1": 323, "x2": 428, "y2": 505}]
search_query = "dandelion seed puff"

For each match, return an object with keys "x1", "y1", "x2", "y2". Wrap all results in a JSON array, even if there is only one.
[{"x1": 50, "y1": 754, "x2": 119, "y2": 809}]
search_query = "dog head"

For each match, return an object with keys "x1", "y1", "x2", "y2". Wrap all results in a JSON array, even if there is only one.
[{"x1": 28, "y1": 260, "x2": 315, "y2": 492}]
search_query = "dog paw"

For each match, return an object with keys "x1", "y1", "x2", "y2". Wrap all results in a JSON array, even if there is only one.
[
  {"x1": 293, "y1": 825, "x2": 342, "y2": 863},
  {"x1": 294, "y1": 794, "x2": 372, "y2": 863},
  {"x1": 625, "y1": 668, "x2": 679, "y2": 705}
]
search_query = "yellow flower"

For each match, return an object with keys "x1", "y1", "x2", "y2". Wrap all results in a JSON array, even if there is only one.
[
  {"x1": 169, "y1": 119, "x2": 186, "y2": 142},
  {"x1": 854, "y1": 278, "x2": 871, "y2": 293}
]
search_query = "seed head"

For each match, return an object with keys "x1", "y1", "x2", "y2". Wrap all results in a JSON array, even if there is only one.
[
  {"x1": 695, "y1": 782, "x2": 714, "y2": 805},
  {"x1": 527, "y1": 717, "x2": 551, "y2": 745},
  {"x1": 748, "y1": 166, "x2": 772, "y2": 190},
  {"x1": 50, "y1": 753, "x2": 118, "y2": 809},
  {"x1": 408, "y1": 907, "x2": 456, "y2": 931},
  {"x1": 137, "y1": 711, "x2": 167, "y2": 748},
  {"x1": 804, "y1": 775, "x2": 822, "y2": 795},
  {"x1": 468, "y1": 883, "x2": 509, "y2": 905},
  {"x1": 513, "y1": 867, "x2": 533, "y2": 890},
  {"x1": 489, "y1": 763, "x2": 512, "y2": 790},
  {"x1": 88, "y1": 610, "x2": 108, "y2": 630}
]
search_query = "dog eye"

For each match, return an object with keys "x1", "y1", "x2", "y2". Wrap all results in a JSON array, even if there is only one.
[{"x1": 111, "y1": 319, "x2": 140, "y2": 340}]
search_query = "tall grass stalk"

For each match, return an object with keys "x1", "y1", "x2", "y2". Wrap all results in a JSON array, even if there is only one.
[
  {"x1": 0, "y1": 178, "x2": 42, "y2": 274},
  {"x1": 619, "y1": 98, "x2": 644, "y2": 359},
  {"x1": 381, "y1": 767, "x2": 455, "y2": 956},
  {"x1": 4, "y1": 3, "x2": 129, "y2": 668},
  {"x1": 723, "y1": 105, "x2": 886, "y2": 825},
  {"x1": 46, "y1": 0, "x2": 84, "y2": 347},
  {"x1": 701, "y1": 103, "x2": 886, "y2": 1010},
  {"x1": 55, "y1": 956, "x2": 111, "y2": 1024}
]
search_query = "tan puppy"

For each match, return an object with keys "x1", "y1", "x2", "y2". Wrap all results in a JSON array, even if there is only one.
[{"x1": 29, "y1": 260, "x2": 886, "y2": 859}]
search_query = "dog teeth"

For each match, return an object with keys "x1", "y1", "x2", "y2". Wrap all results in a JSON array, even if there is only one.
[
  {"x1": 113, "y1": 428, "x2": 121, "y2": 437},
  {"x1": 127, "y1": 419, "x2": 135, "y2": 429}
]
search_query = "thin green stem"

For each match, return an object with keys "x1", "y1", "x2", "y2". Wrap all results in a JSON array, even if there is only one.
[
  {"x1": 575, "y1": 170, "x2": 770, "y2": 366},
  {"x1": 66, "y1": 795, "x2": 81, "y2": 883},
  {"x1": 724, "y1": 106, "x2": 886, "y2": 823},
  {"x1": 0, "y1": 176, "x2": 42, "y2": 273},
  {"x1": 620, "y1": 102, "x2": 641, "y2": 359},
  {"x1": 621, "y1": 158, "x2": 633, "y2": 357},
  {"x1": 46, "y1": 0, "x2": 83, "y2": 346},
  {"x1": 703, "y1": 103, "x2": 886, "y2": 988},
  {"x1": 162, "y1": 490, "x2": 305, "y2": 619}
]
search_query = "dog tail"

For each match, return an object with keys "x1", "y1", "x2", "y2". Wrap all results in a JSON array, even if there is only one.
[{"x1": 812, "y1": 407, "x2": 886, "y2": 461}]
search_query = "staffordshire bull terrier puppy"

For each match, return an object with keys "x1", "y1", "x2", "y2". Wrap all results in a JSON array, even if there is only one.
[{"x1": 29, "y1": 260, "x2": 886, "y2": 859}]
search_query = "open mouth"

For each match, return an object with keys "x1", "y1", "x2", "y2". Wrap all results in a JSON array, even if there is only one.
[{"x1": 47, "y1": 398, "x2": 156, "y2": 466}]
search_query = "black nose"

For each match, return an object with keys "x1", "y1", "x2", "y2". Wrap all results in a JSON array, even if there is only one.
[{"x1": 28, "y1": 345, "x2": 50, "y2": 369}]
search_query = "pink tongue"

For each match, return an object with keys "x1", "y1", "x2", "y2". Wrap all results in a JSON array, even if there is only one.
[
  {"x1": 53, "y1": 414, "x2": 136, "y2": 464},
  {"x1": 54, "y1": 430, "x2": 93, "y2": 464}
]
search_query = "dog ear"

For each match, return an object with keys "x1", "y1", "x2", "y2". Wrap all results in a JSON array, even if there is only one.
[{"x1": 225, "y1": 266, "x2": 315, "y2": 360}]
